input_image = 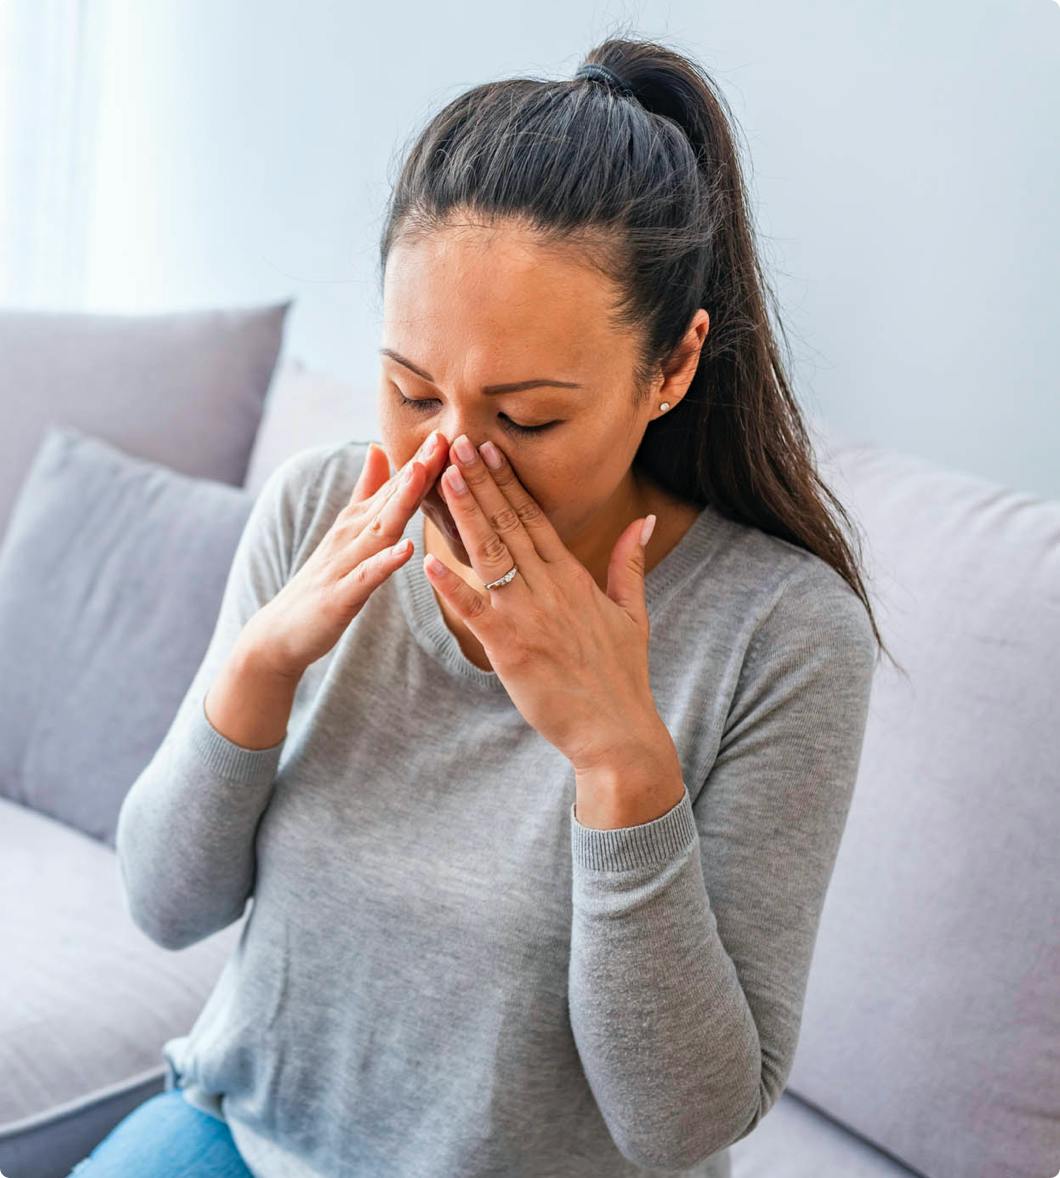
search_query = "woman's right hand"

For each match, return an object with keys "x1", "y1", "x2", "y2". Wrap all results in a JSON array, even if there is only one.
[{"x1": 242, "y1": 432, "x2": 449, "y2": 680}]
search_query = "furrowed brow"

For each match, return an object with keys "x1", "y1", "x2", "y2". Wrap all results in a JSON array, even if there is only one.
[{"x1": 379, "y1": 348, "x2": 584, "y2": 396}]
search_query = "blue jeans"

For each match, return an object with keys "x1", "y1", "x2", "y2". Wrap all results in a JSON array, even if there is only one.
[{"x1": 67, "y1": 1090, "x2": 254, "y2": 1176}]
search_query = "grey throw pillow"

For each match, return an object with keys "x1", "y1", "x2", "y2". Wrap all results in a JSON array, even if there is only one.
[
  {"x1": 0, "y1": 301, "x2": 290, "y2": 549},
  {"x1": 0, "y1": 426, "x2": 255, "y2": 846}
]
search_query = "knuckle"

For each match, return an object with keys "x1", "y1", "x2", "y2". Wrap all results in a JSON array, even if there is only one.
[
  {"x1": 503, "y1": 633, "x2": 533, "y2": 668},
  {"x1": 515, "y1": 498, "x2": 546, "y2": 526},
  {"x1": 489, "y1": 504, "x2": 520, "y2": 534},
  {"x1": 559, "y1": 564, "x2": 592, "y2": 602},
  {"x1": 365, "y1": 514, "x2": 395, "y2": 541},
  {"x1": 465, "y1": 592, "x2": 488, "y2": 621},
  {"x1": 462, "y1": 464, "x2": 489, "y2": 490},
  {"x1": 481, "y1": 533, "x2": 509, "y2": 564}
]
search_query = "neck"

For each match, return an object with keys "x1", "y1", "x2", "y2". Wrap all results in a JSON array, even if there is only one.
[{"x1": 570, "y1": 470, "x2": 652, "y2": 590}]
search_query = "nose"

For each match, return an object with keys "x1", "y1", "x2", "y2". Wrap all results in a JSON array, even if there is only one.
[
  {"x1": 439, "y1": 428, "x2": 476, "y2": 458},
  {"x1": 426, "y1": 410, "x2": 496, "y2": 451}
]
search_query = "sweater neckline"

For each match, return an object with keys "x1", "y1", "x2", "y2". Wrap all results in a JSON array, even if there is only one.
[{"x1": 395, "y1": 502, "x2": 719, "y2": 692}]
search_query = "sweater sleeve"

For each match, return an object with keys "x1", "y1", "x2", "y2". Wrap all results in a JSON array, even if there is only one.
[
  {"x1": 115, "y1": 447, "x2": 330, "y2": 951},
  {"x1": 567, "y1": 567, "x2": 878, "y2": 1171}
]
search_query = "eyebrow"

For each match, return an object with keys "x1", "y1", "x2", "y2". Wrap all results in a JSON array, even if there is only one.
[{"x1": 379, "y1": 348, "x2": 584, "y2": 396}]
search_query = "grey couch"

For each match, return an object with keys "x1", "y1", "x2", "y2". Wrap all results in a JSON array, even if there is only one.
[{"x1": 0, "y1": 315, "x2": 1056, "y2": 1178}]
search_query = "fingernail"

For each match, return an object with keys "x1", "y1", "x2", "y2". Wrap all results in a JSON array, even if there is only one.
[
  {"x1": 479, "y1": 441, "x2": 503, "y2": 470},
  {"x1": 640, "y1": 514, "x2": 657, "y2": 547}
]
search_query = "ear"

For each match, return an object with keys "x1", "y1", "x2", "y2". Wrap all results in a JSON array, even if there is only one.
[{"x1": 655, "y1": 308, "x2": 710, "y2": 411}]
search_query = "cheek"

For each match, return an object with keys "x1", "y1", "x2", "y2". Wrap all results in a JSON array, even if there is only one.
[
  {"x1": 519, "y1": 445, "x2": 591, "y2": 506},
  {"x1": 377, "y1": 391, "x2": 420, "y2": 439},
  {"x1": 497, "y1": 453, "x2": 557, "y2": 514},
  {"x1": 516, "y1": 467, "x2": 586, "y2": 531},
  {"x1": 377, "y1": 416, "x2": 424, "y2": 472},
  {"x1": 528, "y1": 445, "x2": 625, "y2": 531}
]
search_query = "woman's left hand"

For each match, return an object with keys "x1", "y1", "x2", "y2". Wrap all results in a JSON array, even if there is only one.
[{"x1": 426, "y1": 434, "x2": 664, "y2": 771}]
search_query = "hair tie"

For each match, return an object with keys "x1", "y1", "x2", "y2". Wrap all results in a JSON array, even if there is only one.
[{"x1": 574, "y1": 62, "x2": 635, "y2": 99}]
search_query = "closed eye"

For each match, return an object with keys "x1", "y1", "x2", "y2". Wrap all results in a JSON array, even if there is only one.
[{"x1": 393, "y1": 391, "x2": 561, "y2": 437}]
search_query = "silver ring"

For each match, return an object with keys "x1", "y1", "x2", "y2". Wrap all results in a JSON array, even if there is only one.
[{"x1": 484, "y1": 565, "x2": 519, "y2": 591}]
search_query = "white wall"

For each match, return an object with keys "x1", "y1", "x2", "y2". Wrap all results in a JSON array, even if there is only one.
[{"x1": 6, "y1": 0, "x2": 1059, "y2": 497}]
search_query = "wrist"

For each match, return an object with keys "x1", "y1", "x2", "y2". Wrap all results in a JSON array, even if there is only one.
[
  {"x1": 237, "y1": 621, "x2": 305, "y2": 685},
  {"x1": 572, "y1": 725, "x2": 686, "y2": 830},
  {"x1": 569, "y1": 713, "x2": 676, "y2": 776}
]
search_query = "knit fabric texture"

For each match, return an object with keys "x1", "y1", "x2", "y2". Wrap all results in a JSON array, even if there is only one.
[{"x1": 116, "y1": 439, "x2": 877, "y2": 1177}]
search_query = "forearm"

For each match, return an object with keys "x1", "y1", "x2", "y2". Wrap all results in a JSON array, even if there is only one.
[
  {"x1": 204, "y1": 631, "x2": 300, "y2": 751},
  {"x1": 566, "y1": 572, "x2": 878, "y2": 1169},
  {"x1": 568, "y1": 792, "x2": 762, "y2": 1169},
  {"x1": 116, "y1": 639, "x2": 296, "y2": 950}
]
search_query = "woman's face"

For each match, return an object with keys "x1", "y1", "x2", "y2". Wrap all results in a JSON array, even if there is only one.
[{"x1": 378, "y1": 223, "x2": 696, "y2": 569}]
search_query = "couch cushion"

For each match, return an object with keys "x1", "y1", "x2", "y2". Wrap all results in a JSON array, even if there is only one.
[
  {"x1": 0, "y1": 795, "x2": 242, "y2": 1178},
  {"x1": 0, "y1": 427, "x2": 254, "y2": 845},
  {"x1": 729, "y1": 1089, "x2": 921, "y2": 1177},
  {"x1": 785, "y1": 438, "x2": 1060, "y2": 1178},
  {"x1": 0, "y1": 301, "x2": 290, "y2": 549},
  {"x1": 244, "y1": 356, "x2": 359, "y2": 497}
]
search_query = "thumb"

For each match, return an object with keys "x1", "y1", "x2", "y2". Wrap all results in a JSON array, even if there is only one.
[{"x1": 606, "y1": 513, "x2": 656, "y2": 622}]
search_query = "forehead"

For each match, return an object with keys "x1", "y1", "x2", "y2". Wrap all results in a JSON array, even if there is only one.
[{"x1": 382, "y1": 227, "x2": 625, "y2": 369}]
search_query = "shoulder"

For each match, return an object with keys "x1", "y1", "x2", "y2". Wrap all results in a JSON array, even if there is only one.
[
  {"x1": 746, "y1": 550, "x2": 878, "y2": 708},
  {"x1": 261, "y1": 438, "x2": 373, "y2": 502},
  {"x1": 694, "y1": 505, "x2": 877, "y2": 675},
  {"x1": 704, "y1": 521, "x2": 878, "y2": 764},
  {"x1": 259, "y1": 437, "x2": 374, "y2": 516},
  {"x1": 251, "y1": 439, "x2": 375, "y2": 567}
]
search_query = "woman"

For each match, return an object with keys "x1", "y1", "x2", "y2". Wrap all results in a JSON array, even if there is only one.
[{"x1": 75, "y1": 34, "x2": 892, "y2": 1178}]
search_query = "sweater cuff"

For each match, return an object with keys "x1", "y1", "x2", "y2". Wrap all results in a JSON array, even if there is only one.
[
  {"x1": 570, "y1": 787, "x2": 698, "y2": 871},
  {"x1": 187, "y1": 689, "x2": 286, "y2": 788}
]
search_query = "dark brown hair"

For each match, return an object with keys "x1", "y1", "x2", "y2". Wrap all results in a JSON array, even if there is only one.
[{"x1": 378, "y1": 30, "x2": 896, "y2": 669}]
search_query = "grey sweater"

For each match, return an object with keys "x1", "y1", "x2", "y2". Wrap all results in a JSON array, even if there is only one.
[{"x1": 116, "y1": 438, "x2": 877, "y2": 1178}]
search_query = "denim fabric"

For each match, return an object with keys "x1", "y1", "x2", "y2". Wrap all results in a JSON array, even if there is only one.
[{"x1": 67, "y1": 1090, "x2": 253, "y2": 1176}]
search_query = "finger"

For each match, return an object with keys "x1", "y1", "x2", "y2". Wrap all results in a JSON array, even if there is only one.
[
  {"x1": 374, "y1": 458, "x2": 429, "y2": 538},
  {"x1": 442, "y1": 435, "x2": 540, "y2": 591},
  {"x1": 440, "y1": 461, "x2": 531, "y2": 597},
  {"x1": 350, "y1": 442, "x2": 391, "y2": 503},
  {"x1": 338, "y1": 533, "x2": 415, "y2": 600},
  {"x1": 422, "y1": 552, "x2": 491, "y2": 625},
  {"x1": 372, "y1": 431, "x2": 445, "y2": 514},
  {"x1": 343, "y1": 433, "x2": 449, "y2": 571},
  {"x1": 474, "y1": 439, "x2": 569, "y2": 564},
  {"x1": 342, "y1": 457, "x2": 426, "y2": 578},
  {"x1": 368, "y1": 429, "x2": 455, "y2": 547}
]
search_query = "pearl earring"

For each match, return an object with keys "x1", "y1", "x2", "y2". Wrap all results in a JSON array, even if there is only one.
[{"x1": 659, "y1": 402, "x2": 670, "y2": 412}]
